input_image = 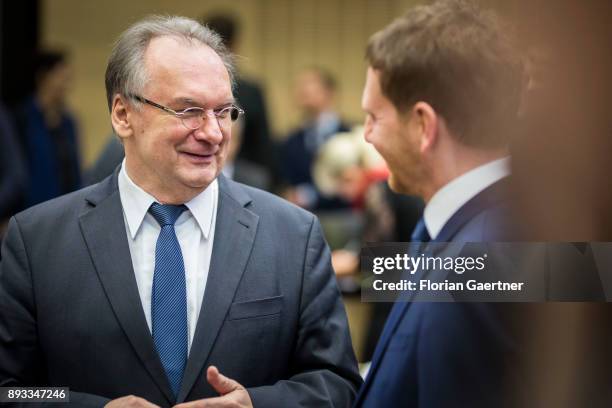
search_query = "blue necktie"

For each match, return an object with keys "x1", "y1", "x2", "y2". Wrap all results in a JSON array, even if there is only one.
[
  {"x1": 411, "y1": 217, "x2": 431, "y2": 243},
  {"x1": 409, "y1": 217, "x2": 431, "y2": 261},
  {"x1": 149, "y1": 203, "x2": 188, "y2": 398}
]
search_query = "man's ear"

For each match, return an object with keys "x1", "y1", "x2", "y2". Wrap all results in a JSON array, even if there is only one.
[
  {"x1": 412, "y1": 101, "x2": 438, "y2": 154},
  {"x1": 110, "y1": 94, "x2": 134, "y2": 140}
]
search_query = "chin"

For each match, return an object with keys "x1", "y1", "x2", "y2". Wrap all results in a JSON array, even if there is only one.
[
  {"x1": 179, "y1": 168, "x2": 219, "y2": 190},
  {"x1": 388, "y1": 173, "x2": 417, "y2": 196},
  {"x1": 188, "y1": 176, "x2": 216, "y2": 189},
  {"x1": 387, "y1": 173, "x2": 403, "y2": 193}
]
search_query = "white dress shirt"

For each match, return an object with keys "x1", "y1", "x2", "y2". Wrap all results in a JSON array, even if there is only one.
[
  {"x1": 304, "y1": 111, "x2": 342, "y2": 152},
  {"x1": 424, "y1": 157, "x2": 511, "y2": 240},
  {"x1": 118, "y1": 160, "x2": 218, "y2": 353}
]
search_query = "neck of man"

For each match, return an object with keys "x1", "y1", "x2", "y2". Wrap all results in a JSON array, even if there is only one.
[
  {"x1": 124, "y1": 156, "x2": 204, "y2": 205},
  {"x1": 423, "y1": 143, "x2": 509, "y2": 203},
  {"x1": 305, "y1": 102, "x2": 334, "y2": 122}
]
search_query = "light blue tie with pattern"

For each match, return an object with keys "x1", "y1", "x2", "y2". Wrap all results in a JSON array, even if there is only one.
[{"x1": 149, "y1": 203, "x2": 188, "y2": 398}]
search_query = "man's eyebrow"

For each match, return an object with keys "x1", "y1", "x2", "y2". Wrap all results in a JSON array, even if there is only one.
[
  {"x1": 214, "y1": 101, "x2": 236, "y2": 110},
  {"x1": 171, "y1": 97, "x2": 197, "y2": 105},
  {"x1": 170, "y1": 96, "x2": 236, "y2": 108}
]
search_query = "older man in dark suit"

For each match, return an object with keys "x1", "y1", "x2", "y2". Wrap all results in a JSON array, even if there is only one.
[{"x1": 0, "y1": 15, "x2": 361, "y2": 408}]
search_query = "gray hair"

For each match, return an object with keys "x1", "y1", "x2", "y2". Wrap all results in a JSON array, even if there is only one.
[{"x1": 104, "y1": 15, "x2": 235, "y2": 111}]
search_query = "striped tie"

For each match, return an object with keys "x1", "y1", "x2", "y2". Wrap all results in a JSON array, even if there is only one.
[{"x1": 149, "y1": 203, "x2": 188, "y2": 398}]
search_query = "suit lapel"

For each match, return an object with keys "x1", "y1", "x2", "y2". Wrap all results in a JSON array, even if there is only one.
[
  {"x1": 357, "y1": 242, "x2": 425, "y2": 403},
  {"x1": 355, "y1": 299, "x2": 410, "y2": 405},
  {"x1": 397, "y1": 178, "x2": 512, "y2": 306},
  {"x1": 177, "y1": 176, "x2": 259, "y2": 402},
  {"x1": 78, "y1": 171, "x2": 175, "y2": 405},
  {"x1": 436, "y1": 177, "x2": 511, "y2": 242},
  {"x1": 358, "y1": 178, "x2": 512, "y2": 404}
]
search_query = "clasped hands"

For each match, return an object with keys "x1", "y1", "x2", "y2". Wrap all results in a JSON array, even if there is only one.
[{"x1": 105, "y1": 366, "x2": 252, "y2": 408}]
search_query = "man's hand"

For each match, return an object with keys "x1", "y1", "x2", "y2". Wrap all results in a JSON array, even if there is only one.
[
  {"x1": 174, "y1": 366, "x2": 253, "y2": 408},
  {"x1": 331, "y1": 249, "x2": 359, "y2": 277},
  {"x1": 105, "y1": 395, "x2": 160, "y2": 408}
]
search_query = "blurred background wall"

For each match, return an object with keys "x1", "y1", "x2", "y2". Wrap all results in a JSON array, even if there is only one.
[{"x1": 40, "y1": 0, "x2": 419, "y2": 165}]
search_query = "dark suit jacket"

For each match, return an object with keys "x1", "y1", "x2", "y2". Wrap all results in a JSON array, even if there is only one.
[
  {"x1": 280, "y1": 121, "x2": 351, "y2": 210},
  {"x1": 233, "y1": 78, "x2": 273, "y2": 172},
  {"x1": 232, "y1": 159, "x2": 272, "y2": 192},
  {"x1": 14, "y1": 97, "x2": 82, "y2": 207},
  {"x1": 84, "y1": 135, "x2": 124, "y2": 186},
  {"x1": 280, "y1": 121, "x2": 349, "y2": 188},
  {"x1": 0, "y1": 170, "x2": 361, "y2": 407},
  {"x1": 355, "y1": 178, "x2": 521, "y2": 408}
]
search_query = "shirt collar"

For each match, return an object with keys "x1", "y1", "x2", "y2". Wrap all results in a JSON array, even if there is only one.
[
  {"x1": 184, "y1": 178, "x2": 217, "y2": 240},
  {"x1": 315, "y1": 111, "x2": 341, "y2": 136},
  {"x1": 424, "y1": 157, "x2": 511, "y2": 240},
  {"x1": 118, "y1": 159, "x2": 217, "y2": 240}
]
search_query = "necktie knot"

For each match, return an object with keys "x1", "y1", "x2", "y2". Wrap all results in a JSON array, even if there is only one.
[
  {"x1": 149, "y1": 203, "x2": 187, "y2": 226},
  {"x1": 411, "y1": 217, "x2": 431, "y2": 243}
]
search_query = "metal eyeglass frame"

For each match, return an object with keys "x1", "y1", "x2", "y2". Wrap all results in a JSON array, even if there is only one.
[{"x1": 129, "y1": 94, "x2": 244, "y2": 130}]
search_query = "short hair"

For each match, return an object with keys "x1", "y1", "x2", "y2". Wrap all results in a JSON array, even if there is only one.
[
  {"x1": 303, "y1": 66, "x2": 337, "y2": 93},
  {"x1": 105, "y1": 15, "x2": 235, "y2": 111},
  {"x1": 366, "y1": 0, "x2": 523, "y2": 148},
  {"x1": 34, "y1": 50, "x2": 67, "y2": 85}
]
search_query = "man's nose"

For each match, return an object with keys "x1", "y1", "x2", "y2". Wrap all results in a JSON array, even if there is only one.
[{"x1": 193, "y1": 114, "x2": 223, "y2": 144}]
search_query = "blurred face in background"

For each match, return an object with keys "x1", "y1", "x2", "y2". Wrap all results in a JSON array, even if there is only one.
[
  {"x1": 38, "y1": 62, "x2": 73, "y2": 106},
  {"x1": 337, "y1": 166, "x2": 366, "y2": 202},
  {"x1": 117, "y1": 35, "x2": 234, "y2": 203},
  {"x1": 362, "y1": 67, "x2": 426, "y2": 196},
  {"x1": 295, "y1": 69, "x2": 334, "y2": 117}
]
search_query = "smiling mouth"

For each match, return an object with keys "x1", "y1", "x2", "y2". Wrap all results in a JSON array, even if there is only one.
[
  {"x1": 181, "y1": 151, "x2": 215, "y2": 162},
  {"x1": 184, "y1": 151, "x2": 212, "y2": 157}
]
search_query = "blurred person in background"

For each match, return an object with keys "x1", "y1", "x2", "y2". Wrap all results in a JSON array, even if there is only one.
[
  {"x1": 314, "y1": 127, "x2": 423, "y2": 362},
  {"x1": 0, "y1": 103, "x2": 28, "y2": 243},
  {"x1": 84, "y1": 133, "x2": 124, "y2": 185},
  {"x1": 314, "y1": 126, "x2": 423, "y2": 276},
  {"x1": 314, "y1": 127, "x2": 388, "y2": 212},
  {"x1": 203, "y1": 13, "x2": 274, "y2": 179},
  {"x1": 314, "y1": 127, "x2": 390, "y2": 290},
  {"x1": 355, "y1": 1, "x2": 525, "y2": 406},
  {"x1": 222, "y1": 116, "x2": 272, "y2": 191},
  {"x1": 14, "y1": 50, "x2": 82, "y2": 207},
  {"x1": 280, "y1": 67, "x2": 350, "y2": 210}
]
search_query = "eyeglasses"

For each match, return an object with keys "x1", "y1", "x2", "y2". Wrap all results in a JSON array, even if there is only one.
[{"x1": 129, "y1": 94, "x2": 244, "y2": 130}]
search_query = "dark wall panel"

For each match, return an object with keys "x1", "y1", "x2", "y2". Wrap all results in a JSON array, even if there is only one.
[{"x1": 0, "y1": 0, "x2": 39, "y2": 107}]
